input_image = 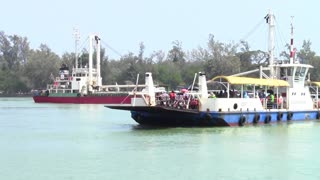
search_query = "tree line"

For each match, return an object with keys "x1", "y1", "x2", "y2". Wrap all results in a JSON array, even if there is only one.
[{"x1": 0, "y1": 31, "x2": 320, "y2": 95}]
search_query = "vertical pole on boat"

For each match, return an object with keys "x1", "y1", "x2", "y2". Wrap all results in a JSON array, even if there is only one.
[
  {"x1": 317, "y1": 86, "x2": 319, "y2": 109},
  {"x1": 264, "y1": 86, "x2": 267, "y2": 108},
  {"x1": 259, "y1": 65, "x2": 263, "y2": 89},
  {"x1": 89, "y1": 35, "x2": 93, "y2": 91},
  {"x1": 227, "y1": 83, "x2": 230, "y2": 98},
  {"x1": 241, "y1": 85, "x2": 243, "y2": 98},
  {"x1": 266, "y1": 10, "x2": 275, "y2": 79},
  {"x1": 286, "y1": 86, "x2": 289, "y2": 109},
  {"x1": 276, "y1": 88, "x2": 279, "y2": 109},
  {"x1": 133, "y1": 73, "x2": 139, "y2": 106},
  {"x1": 95, "y1": 35, "x2": 101, "y2": 86},
  {"x1": 187, "y1": 73, "x2": 197, "y2": 109},
  {"x1": 145, "y1": 72, "x2": 155, "y2": 106},
  {"x1": 199, "y1": 72, "x2": 208, "y2": 99},
  {"x1": 289, "y1": 16, "x2": 294, "y2": 64},
  {"x1": 73, "y1": 28, "x2": 80, "y2": 69}
]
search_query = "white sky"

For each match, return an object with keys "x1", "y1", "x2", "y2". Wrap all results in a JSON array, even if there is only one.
[{"x1": 1, "y1": 0, "x2": 319, "y2": 59}]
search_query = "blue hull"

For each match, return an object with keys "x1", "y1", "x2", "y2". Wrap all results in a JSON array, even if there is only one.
[{"x1": 131, "y1": 108, "x2": 320, "y2": 127}]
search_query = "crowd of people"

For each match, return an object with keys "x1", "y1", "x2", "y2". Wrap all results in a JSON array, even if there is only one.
[
  {"x1": 258, "y1": 90, "x2": 284, "y2": 109},
  {"x1": 156, "y1": 88, "x2": 285, "y2": 110},
  {"x1": 156, "y1": 90, "x2": 199, "y2": 109}
]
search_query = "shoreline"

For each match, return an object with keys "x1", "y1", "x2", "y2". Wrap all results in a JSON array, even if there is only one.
[{"x1": 0, "y1": 94, "x2": 32, "y2": 97}]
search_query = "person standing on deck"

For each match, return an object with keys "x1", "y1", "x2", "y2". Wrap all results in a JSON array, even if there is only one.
[
  {"x1": 169, "y1": 90, "x2": 176, "y2": 106},
  {"x1": 277, "y1": 95, "x2": 283, "y2": 109},
  {"x1": 270, "y1": 93, "x2": 275, "y2": 108}
]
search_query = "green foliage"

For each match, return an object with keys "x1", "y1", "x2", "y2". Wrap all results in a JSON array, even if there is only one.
[
  {"x1": 167, "y1": 40, "x2": 185, "y2": 64},
  {"x1": 0, "y1": 31, "x2": 29, "y2": 71},
  {"x1": 155, "y1": 62, "x2": 183, "y2": 89},
  {"x1": 1, "y1": 30, "x2": 320, "y2": 95},
  {"x1": 309, "y1": 56, "x2": 320, "y2": 81},
  {"x1": 0, "y1": 70, "x2": 28, "y2": 94},
  {"x1": 199, "y1": 35, "x2": 242, "y2": 78},
  {"x1": 23, "y1": 44, "x2": 60, "y2": 89},
  {"x1": 297, "y1": 40, "x2": 316, "y2": 64}
]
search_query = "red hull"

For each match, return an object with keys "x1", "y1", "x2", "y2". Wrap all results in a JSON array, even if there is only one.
[{"x1": 33, "y1": 96, "x2": 131, "y2": 104}]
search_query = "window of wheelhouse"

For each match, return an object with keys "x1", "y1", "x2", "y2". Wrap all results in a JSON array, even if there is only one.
[
  {"x1": 280, "y1": 67, "x2": 287, "y2": 79},
  {"x1": 294, "y1": 67, "x2": 306, "y2": 81},
  {"x1": 287, "y1": 67, "x2": 293, "y2": 76},
  {"x1": 280, "y1": 67, "x2": 292, "y2": 80},
  {"x1": 300, "y1": 67, "x2": 306, "y2": 77}
]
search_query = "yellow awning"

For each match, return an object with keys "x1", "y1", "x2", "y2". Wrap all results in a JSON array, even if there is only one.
[
  {"x1": 210, "y1": 76, "x2": 289, "y2": 87},
  {"x1": 310, "y1": 82, "x2": 320, "y2": 87}
]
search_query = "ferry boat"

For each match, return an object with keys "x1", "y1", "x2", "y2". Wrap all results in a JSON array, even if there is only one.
[
  {"x1": 105, "y1": 11, "x2": 320, "y2": 126},
  {"x1": 33, "y1": 35, "x2": 152, "y2": 104}
]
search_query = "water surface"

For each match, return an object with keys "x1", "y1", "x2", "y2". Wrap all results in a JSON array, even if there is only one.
[{"x1": 1, "y1": 97, "x2": 320, "y2": 180}]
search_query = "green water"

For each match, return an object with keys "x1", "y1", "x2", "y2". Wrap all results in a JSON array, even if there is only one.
[{"x1": 1, "y1": 97, "x2": 320, "y2": 180}]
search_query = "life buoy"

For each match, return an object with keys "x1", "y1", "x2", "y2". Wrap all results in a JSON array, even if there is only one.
[
  {"x1": 287, "y1": 112, "x2": 293, "y2": 121},
  {"x1": 253, "y1": 114, "x2": 260, "y2": 124},
  {"x1": 264, "y1": 115, "x2": 271, "y2": 124},
  {"x1": 239, "y1": 116, "x2": 246, "y2": 126},
  {"x1": 277, "y1": 112, "x2": 283, "y2": 121},
  {"x1": 317, "y1": 111, "x2": 320, "y2": 120}
]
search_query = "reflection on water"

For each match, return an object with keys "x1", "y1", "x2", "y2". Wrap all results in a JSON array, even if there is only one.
[{"x1": 1, "y1": 98, "x2": 320, "y2": 180}]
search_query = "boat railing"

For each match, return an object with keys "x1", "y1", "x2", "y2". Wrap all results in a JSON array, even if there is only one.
[
  {"x1": 101, "y1": 84, "x2": 148, "y2": 92},
  {"x1": 48, "y1": 88, "x2": 73, "y2": 94}
]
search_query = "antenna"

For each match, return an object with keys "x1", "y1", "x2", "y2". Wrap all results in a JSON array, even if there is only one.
[
  {"x1": 289, "y1": 16, "x2": 295, "y2": 64},
  {"x1": 73, "y1": 28, "x2": 80, "y2": 69}
]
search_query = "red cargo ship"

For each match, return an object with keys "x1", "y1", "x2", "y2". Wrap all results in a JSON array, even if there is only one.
[{"x1": 33, "y1": 34, "x2": 153, "y2": 104}]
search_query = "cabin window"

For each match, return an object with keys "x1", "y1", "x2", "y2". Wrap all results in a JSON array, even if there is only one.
[
  {"x1": 300, "y1": 67, "x2": 306, "y2": 77},
  {"x1": 280, "y1": 68, "x2": 286, "y2": 78},
  {"x1": 295, "y1": 67, "x2": 301, "y2": 77},
  {"x1": 287, "y1": 68, "x2": 293, "y2": 76},
  {"x1": 294, "y1": 67, "x2": 306, "y2": 78},
  {"x1": 280, "y1": 67, "x2": 289, "y2": 79}
]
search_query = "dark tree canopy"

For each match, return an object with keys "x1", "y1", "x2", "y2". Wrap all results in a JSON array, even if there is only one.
[{"x1": 0, "y1": 31, "x2": 320, "y2": 95}]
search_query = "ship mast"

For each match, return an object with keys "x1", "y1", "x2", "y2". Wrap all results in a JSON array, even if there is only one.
[
  {"x1": 265, "y1": 10, "x2": 275, "y2": 79},
  {"x1": 88, "y1": 35, "x2": 102, "y2": 91},
  {"x1": 73, "y1": 28, "x2": 80, "y2": 69},
  {"x1": 89, "y1": 35, "x2": 94, "y2": 90},
  {"x1": 95, "y1": 35, "x2": 101, "y2": 87},
  {"x1": 289, "y1": 16, "x2": 295, "y2": 64}
]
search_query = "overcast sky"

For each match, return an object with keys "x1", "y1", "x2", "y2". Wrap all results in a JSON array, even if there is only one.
[{"x1": 1, "y1": 0, "x2": 319, "y2": 59}]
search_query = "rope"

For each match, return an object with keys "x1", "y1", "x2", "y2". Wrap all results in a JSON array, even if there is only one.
[
  {"x1": 240, "y1": 18, "x2": 265, "y2": 42},
  {"x1": 100, "y1": 40, "x2": 123, "y2": 58}
]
